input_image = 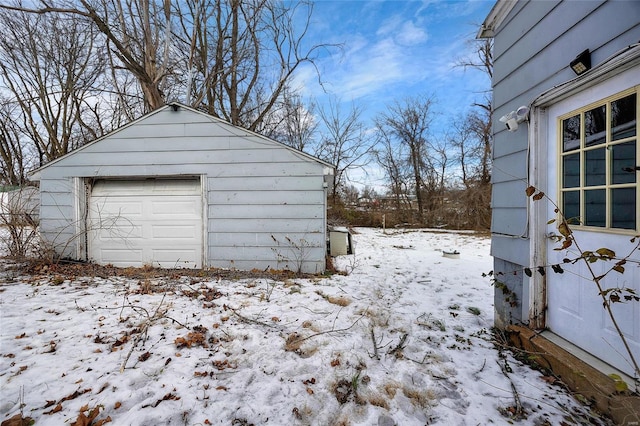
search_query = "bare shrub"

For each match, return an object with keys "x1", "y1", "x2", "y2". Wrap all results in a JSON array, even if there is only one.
[{"x1": 0, "y1": 187, "x2": 39, "y2": 257}]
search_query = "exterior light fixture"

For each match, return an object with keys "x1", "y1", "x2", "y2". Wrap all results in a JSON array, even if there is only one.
[
  {"x1": 570, "y1": 49, "x2": 591, "y2": 75},
  {"x1": 499, "y1": 106, "x2": 529, "y2": 132}
]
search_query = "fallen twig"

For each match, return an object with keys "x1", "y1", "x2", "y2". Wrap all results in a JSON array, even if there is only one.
[
  {"x1": 290, "y1": 316, "x2": 363, "y2": 345},
  {"x1": 230, "y1": 307, "x2": 276, "y2": 329},
  {"x1": 497, "y1": 359, "x2": 525, "y2": 419},
  {"x1": 370, "y1": 326, "x2": 379, "y2": 360},
  {"x1": 388, "y1": 333, "x2": 408, "y2": 357}
]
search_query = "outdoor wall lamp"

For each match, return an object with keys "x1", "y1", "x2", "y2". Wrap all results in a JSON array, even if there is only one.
[
  {"x1": 570, "y1": 49, "x2": 591, "y2": 75},
  {"x1": 499, "y1": 106, "x2": 529, "y2": 132}
]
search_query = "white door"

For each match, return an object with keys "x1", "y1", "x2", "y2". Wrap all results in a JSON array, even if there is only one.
[
  {"x1": 88, "y1": 178, "x2": 203, "y2": 268},
  {"x1": 544, "y1": 77, "x2": 640, "y2": 377}
]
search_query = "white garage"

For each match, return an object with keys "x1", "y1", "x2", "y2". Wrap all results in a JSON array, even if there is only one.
[
  {"x1": 88, "y1": 178, "x2": 203, "y2": 268},
  {"x1": 31, "y1": 103, "x2": 333, "y2": 273}
]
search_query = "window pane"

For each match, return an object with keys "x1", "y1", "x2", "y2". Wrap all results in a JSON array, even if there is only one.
[
  {"x1": 585, "y1": 189, "x2": 606, "y2": 227},
  {"x1": 563, "y1": 153, "x2": 580, "y2": 188},
  {"x1": 562, "y1": 190, "x2": 580, "y2": 224},
  {"x1": 611, "y1": 188, "x2": 636, "y2": 229},
  {"x1": 585, "y1": 148, "x2": 606, "y2": 186},
  {"x1": 612, "y1": 94, "x2": 636, "y2": 141},
  {"x1": 563, "y1": 115, "x2": 580, "y2": 152},
  {"x1": 611, "y1": 141, "x2": 636, "y2": 184},
  {"x1": 585, "y1": 105, "x2": 606, "y2": 146}
]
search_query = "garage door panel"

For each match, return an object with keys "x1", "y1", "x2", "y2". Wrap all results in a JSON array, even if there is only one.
[
  {"x1": 151, "y1": 249, "x2": 199, "y2": 268},
  {"x1": 99, "y1": 249, "x2": 144, "y2": 264},
  {"x1": 92, "y1": 200, "x2": 144, "y2": 217},
  {"x1": 151, "y1": 199, "x2": 201, "y2": 217},
  {"x1": 151, "y1": 224, "x2": 198, "y2": 239},
  {"x1": 92, "y1": 225, "x2": 144, "y2": 241},
  {"x1": 89, "y1": 179, "x2": 203, "y2": 268}
]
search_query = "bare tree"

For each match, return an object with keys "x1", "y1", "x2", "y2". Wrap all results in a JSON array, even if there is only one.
[
  {"x1": 0, "y1": 7, "x2": 106, "y2": 165},
  {"x1": 0, "y1": 99, "x2": 29, "y2": 186},
  {"x1": 374, "y1": 123, "x2": 411, "y2": 214},
  {"x1": 376, "y1": 95, "x2": 436, "y2": 222},
  {"x1": 315, "y1": 98, "x2": 372, "y2": 204},
  {"x1": 266, "y1": 88, "x2": 317, "y2": 153},
  {"x1": 1, "y1": 0, "x2": 177, "y2": 112},
  {"x1": 449, "y1": 36, "x2": 493, "y2": 229},
  {"x1": 174, "y1": 0, "x2": 334, "y2": 132}
]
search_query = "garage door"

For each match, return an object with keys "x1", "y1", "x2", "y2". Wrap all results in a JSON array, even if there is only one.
[{"x1": 88, "y1": 178, "x2": 203, "y2": 268}]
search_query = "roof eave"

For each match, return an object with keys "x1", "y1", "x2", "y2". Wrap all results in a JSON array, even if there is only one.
[{"x1": 477, "y1": 0, "x2": 517, "y2": 39}]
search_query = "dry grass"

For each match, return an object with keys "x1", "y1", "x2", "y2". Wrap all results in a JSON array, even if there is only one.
[
  {"x1": 315, "y1": 290, "x2": 351, "y2": 306},
  {"x1": 383, "y1": 381, "x2": 401, "y2": 399},
  {"x1": 283, "y1": 332, "x2": 317, "y2": 358},
  {"x1": 365, "y1": 391, "x2": 389, "y2": 409},
  {"x1": 402, "y1": 386, "x2": 438, "y2": 409},
  {"x1": 327, "y1": 295, "x2": 351, "y2": 306}
]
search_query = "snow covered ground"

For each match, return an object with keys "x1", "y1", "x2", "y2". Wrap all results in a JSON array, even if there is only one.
[{"x1": 0, "y1": 228, "x2": 608, "y2": 425}]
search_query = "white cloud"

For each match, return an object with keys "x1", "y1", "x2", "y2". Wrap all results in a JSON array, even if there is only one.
[{"x1": 396, "y1": 20, "x2": 429, "y2": 46}]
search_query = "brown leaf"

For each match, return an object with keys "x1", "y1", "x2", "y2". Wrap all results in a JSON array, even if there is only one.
[
  {"x1": 1, "y1": 414, "x2": 34, "y2": 426},
  {"x1": 613, "y1": 265, "x2": 625, "y2": 274},
  {"x1": 61, "y1": 388, "x2": 91, "y2": 402},
  {"x1": 558, "y1": 221, "x2": 572, "y2": 237},
  {"x1": 94, "y1": 417, "x2": 112, "y2": 426},
  {"x1": 114, "y1": 402, "x2": 122, "y2": 409},
  {"x1": 71, "y1": 412, "x2": 90, "y2": 426},
  {"x1": 525, "y1": 186, "x2": 536, "y2": 197},
  {"x1": 87, "y1": 407, "x2": 101, "y2": 422},
  {"x1": 532, "y1": 191, "x2": 545, "y2": 201},
  {"x1": 44, "y1": 403, "x2": 63, "y2": 415},
  {"x1": 596, "y1": 247, "x2": 615, "y2": 258}
]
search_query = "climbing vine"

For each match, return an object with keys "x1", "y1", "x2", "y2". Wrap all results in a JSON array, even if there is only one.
[{"x1": 525, "y1": 185, "x2": 640, "y2": 383}]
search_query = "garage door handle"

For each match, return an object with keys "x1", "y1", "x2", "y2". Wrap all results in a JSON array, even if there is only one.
[{"x1": 622, "y1": 166, "x2": 640, "y2": 172}]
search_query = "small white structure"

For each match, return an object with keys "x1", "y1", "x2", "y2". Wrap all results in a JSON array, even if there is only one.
[
  {"x1": 30, "y1": 103, "x2": 334, "y2": 273},
  {"x1": 329, "y1": 227, "x2": 353, "y2": 256}
]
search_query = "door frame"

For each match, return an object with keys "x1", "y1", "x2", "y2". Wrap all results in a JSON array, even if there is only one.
[{"x1": 527, "y1": 50, "x2": 640, "y2": 330}]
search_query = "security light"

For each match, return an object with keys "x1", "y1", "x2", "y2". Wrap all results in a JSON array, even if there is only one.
[
  {"x1": 500, "y1": 106, "x2": 530, "y2": 132},
  {"x1": 570, "y1": 49, "x2": 591, "y2": 75}
]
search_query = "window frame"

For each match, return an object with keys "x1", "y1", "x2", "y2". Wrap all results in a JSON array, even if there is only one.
[{"x1": 557, "y1": 87, "x2": 639, "y2": 233}]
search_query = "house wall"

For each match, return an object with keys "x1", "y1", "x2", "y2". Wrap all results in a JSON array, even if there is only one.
[
  {"x1": 38, "y1": 107, "x2": 330, "y2": 273},
  {"x1": 488, "y1": 0, "x2": 640, "y2": 324}
]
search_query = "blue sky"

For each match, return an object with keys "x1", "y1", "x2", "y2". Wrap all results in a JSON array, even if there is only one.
[
  {"x1": 293, "y1": 0, "x2": 494, "y2": 129},
  {"x1": 290, "y1": 0, "x2": 495, "y2": 190}
]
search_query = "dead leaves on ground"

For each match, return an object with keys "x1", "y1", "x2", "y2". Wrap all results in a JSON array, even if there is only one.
[
  {"x1": 141, "y1": 392, "x2": 180, "y2": 408},
  {"x1": 43, "y1": 388, "x2": 91, "y2": 414},
  {"x1": 71, "y1": 405, "x2": 111, "y2": 426},
  {"x1": 1, "y1": 414, "x2": 34, "y2": 426},
  {"x1": 175, "y1": 331, "x2": 207, "y2": 349}
]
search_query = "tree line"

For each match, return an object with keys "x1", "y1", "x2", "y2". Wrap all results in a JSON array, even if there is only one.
[{"x1": 0, "y1": 0, "x2": 492, "y2": 230}]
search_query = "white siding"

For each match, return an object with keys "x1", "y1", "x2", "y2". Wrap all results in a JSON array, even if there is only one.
[{"x1": 36, "y1": 105, "x2": 330, "y2": 273}]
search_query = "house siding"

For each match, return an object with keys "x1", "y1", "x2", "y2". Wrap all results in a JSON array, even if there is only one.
[
  {"x1": 486, "y1": 0, "x2": 640, "y2": 324},
  {"x1": 36, "y1": 106, "x2": 330, "y2": 273}
]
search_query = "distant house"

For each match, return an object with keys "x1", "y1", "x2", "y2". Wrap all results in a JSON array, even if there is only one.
[
  {"x1": 479, "y1": 1, "x2": 639, "y2": 379},
  {"x1": 30, "y1": 103, "x2": 334, "y2": 273}
]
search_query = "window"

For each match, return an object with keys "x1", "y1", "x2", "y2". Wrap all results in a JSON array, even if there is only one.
[{"x1": 559, "y1": 90, "x2": 638, "y2": 230}]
